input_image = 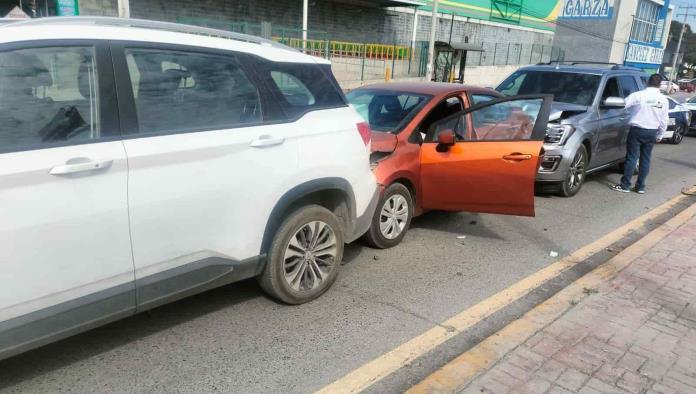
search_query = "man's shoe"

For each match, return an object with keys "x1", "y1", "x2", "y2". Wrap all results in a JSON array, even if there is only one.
[
  {"x1": 611, "y1": 185, "x2": 630, "y2": 193},
  {"x1": 633, "y1": 188, "x2": 645, "y2": 194}
]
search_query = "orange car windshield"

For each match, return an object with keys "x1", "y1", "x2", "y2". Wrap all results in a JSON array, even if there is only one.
[{"x1": 346, "y1": 89, "x2": 431, "y2": 133}]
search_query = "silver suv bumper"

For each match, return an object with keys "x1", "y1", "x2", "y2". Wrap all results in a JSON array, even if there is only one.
[{"x1": 536, "y1": 143, "x2": 574, "y2": 183}]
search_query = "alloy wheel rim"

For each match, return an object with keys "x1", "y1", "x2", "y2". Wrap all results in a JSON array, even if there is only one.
[
  {"x1": 567, "y1": 150, "x2": 586, "y2": 191},
  {"x1": 283, "y1": 221, "x2": 337, "y2": 292},
  {"x1": 675, "y1": 126, "x2": 684, "y2": 143},
  {"x1": 379, "y1": 194, "x2": 409, "y2": 239}
]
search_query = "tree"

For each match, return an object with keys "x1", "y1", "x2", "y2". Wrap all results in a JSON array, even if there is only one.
[{"x1": 668, "y1": 21, "x2": 696, "y2": 76}]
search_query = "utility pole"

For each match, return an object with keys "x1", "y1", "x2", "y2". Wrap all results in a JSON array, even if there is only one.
[
  {"x1": 302, "y1": 0, "x2": 309, "y2": 52},
  {"x1": 117, "y1": 0, "x2": 130, "y2": 18},
  {"x1": 425, "y1": 0, "x2": 439, "y2": 82},
  {"x1": 670, "y1": 5, "x2": 696, "y2": 82}
]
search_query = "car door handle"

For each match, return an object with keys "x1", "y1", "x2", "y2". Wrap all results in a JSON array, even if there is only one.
[
  {"x1": 250, "y1": 135, "x2": 285, "y2": 148},
  {"x1": 49, "y1": 158, "x2": 113, "y2": 175},
  {"x1": 502, "y1": 153, "x2": 532, "y2": 161}
]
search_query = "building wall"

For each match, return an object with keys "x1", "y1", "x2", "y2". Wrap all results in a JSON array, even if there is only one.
[
  {"x1": 551, "y1": 15, "x2": 617, "y2": 63},
  {"x1": 609, "y1": 0, "x2": 639, "y2": 64},
  {"x1": 413, "y1": 11, "x2": 553, "y2": 46},
  {"x1": 552, "y1": 0, "x2": 673, "y2": 72},
  {"x1": 78, "y1": 0, "x2": 117, "y2": 16},
  {"x1": 78, "y1": 0, "x2": 554, "y2": 48}
]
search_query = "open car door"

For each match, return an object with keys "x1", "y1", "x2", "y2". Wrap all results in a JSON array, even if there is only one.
[{"x1": 419, "y1": 94, "x2": 552, "y2": 216}]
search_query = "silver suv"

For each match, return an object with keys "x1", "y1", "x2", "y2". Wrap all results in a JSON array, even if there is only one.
[{"x1": 497, "y1": 63, "x2": 647, "y2": 197}]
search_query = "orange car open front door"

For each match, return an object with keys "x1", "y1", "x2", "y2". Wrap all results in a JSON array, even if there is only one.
[{"x1": 419, "y1": 94, "x2": 552, "y2": 216}]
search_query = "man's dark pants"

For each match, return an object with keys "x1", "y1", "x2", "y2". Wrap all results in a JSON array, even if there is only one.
[{"x1": 620, "y1": 126, "x2": 658, "y2": 191}]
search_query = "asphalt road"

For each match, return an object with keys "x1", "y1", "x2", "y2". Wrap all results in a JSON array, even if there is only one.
[{"x1": 2, "y1": 135, "x2": 696, "y2": 393}]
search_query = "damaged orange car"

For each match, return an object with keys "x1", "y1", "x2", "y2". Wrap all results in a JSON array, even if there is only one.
[{"x1": 346, "y1": 83, "x2": 552, "y2": 248}]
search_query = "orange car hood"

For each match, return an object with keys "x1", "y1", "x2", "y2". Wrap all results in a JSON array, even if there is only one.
[{"x1": 370, "y1": 132, "x2": 398, "y2": 153}]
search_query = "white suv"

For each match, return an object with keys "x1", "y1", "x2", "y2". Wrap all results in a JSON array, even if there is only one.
[{"x1": 0, "y1": 17, "x2": 378, "y2": 360}]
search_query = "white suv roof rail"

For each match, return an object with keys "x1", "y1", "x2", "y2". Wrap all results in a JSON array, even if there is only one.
[{"x1": 3, "y1": 16, "x2": 295, "y2": 50}]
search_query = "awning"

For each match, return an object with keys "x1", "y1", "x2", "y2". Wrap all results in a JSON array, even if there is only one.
[{"x1": 435, "y1": 41, "x2": 485, "y2": 51}]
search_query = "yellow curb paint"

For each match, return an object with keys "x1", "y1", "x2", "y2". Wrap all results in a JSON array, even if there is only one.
[
  {"x1": 408, "y1": 194, "x2": 696, "y2": 394},
  {"x1": 315, "y1": 187, "x2": 696, "y2": 394}
]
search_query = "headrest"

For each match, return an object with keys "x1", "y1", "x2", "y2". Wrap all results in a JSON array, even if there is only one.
[
  {"x1": 139, "y1": 69, "x2": 187, "y2": 94},
  {"x1": 371, "y1": 95, "x2": 402, "y2": 113}
]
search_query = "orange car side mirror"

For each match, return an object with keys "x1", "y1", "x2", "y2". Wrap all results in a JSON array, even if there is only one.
[{"x1": 436, "y1": 129, "x2": 456, "y2": 152}]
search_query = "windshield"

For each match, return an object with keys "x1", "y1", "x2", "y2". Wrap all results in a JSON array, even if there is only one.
[
  {"x1": 346, "y1": 89, "x2": 431, "y2": 132},
  {"x1": 689, "y1": 97, "x2": 696, "y2": 104},
  {"x1": 496, "y1": 71, "x2": 601, "y2": 106}
]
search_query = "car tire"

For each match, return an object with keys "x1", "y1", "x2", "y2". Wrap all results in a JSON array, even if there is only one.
[
  {"x1": 258, "y1": 205, "x2": 343, "y2": 305},
  {"x1": 558, "y1": 145, "x2": 588, "y2": 198},
  {"x1": 362, "y1": 183, "x2": 413, "y2": 249},
  {"x1": 671, "y1": 125, "x2": 685, "y2": 144}
]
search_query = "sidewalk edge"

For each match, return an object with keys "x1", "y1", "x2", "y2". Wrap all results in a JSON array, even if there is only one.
[{"x1": 407, "y1": 194, "x2": 696, "y2": 394}]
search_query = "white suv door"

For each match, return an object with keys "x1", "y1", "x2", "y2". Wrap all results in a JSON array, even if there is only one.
[
  {"x1": 112, "y1": 44, "x2": 300, "y2": 309},
  {"x1": 0, "y1": 43, "x2": 134, "y2": 357}
]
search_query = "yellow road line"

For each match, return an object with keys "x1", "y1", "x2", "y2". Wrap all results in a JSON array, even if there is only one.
[
  {"x1": 315, "y1": 188, "x2": 696, "y2": 394},
  {"x1": 408, "y1": 192, "x2": 696, "y2": 393}
]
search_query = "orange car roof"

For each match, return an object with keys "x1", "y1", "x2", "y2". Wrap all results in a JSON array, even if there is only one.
[{"x1": 353, "y1": 82, "x2": 498, "y2": 96}]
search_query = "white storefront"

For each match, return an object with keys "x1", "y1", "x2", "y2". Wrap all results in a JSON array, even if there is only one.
[{"x1": 553, "y1": 0, "x2": 673, "y2": 74}]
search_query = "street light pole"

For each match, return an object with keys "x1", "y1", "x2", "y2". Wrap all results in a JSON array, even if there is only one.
[
  {"x1": 117, "y1": 0, "x2": 130, "y2": 18},
  {"x1": 671, "y1": 15, "x2": 687, "y2": 81},
  {"x1": 302, "y1": 0, "x2": 309, "y2": 52},
  {"x1": 425, "y1": 0, "x2": 440, "y2": 82}
]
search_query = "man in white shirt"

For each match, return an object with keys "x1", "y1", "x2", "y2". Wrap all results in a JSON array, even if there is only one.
[{"x1": 612, "y1": 74, "x2": 669, "y2": 194}]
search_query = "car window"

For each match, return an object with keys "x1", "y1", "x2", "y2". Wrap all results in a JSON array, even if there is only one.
[
  {"x1": 125, "y1": 48, "x2": 261, "y2": 135},
  {"x1": 618, "y1": 76, "x2": 639, "y2": 97},
  {"x1": 667, "y1": 98, "x2": 677, "y2": 110},
  {"x1": 420, "y1": 96, "x2": 464, "y2": 133},
  {"x1": 602, "y1": 77, "x2": 621, "y2": 100},
  {"x1": 497, "y1": 71, "x2": 600, "y2": 106},
  {"x1": 257, "y1": 62, "x2": 345, "y2": 120},
  {"x1": 432, "y1": 98, "x2": 543, "y2": 141},
  {"x1": 0, "y1": 46, "x2": 102, "y2": 153},
  {"x1": 345, "y1": 90, "x2": 430, "y2": 132},
  {"x1": 640, "y1": 76, "x2": 648, "y2": 88},
  {"x1": 470, "y1": 94, "x2": 497, "y2": 105},
  {"x1": 271, "y1": 71, "x2": 315, "y2": 106}
]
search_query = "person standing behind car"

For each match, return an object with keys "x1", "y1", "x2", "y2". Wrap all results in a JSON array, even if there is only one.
[{"x1": 612, "y1": 74, "x2": 669, "y2": 194}]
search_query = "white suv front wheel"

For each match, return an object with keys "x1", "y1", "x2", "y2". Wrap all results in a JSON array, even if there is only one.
[{"x1": 258, "y1": 205, "x2": 344, "y2": 304}]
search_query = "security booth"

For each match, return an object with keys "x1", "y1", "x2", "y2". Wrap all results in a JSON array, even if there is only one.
[{"x1": 432, "y1": 41, "x2": 485, "y2": 83}]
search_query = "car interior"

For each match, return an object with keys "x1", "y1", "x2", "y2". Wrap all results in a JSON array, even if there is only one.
[
  {"x1": 126, "y1": 50, "x2": 261, "y2": 134},
  {"x1": 0, "y1": 49, "x2": 97, "y2": 150}
]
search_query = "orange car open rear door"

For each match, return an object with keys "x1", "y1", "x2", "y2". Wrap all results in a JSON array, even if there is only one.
[{"x1": 419, "y1": 94, "x2": 552, "y2": 216}]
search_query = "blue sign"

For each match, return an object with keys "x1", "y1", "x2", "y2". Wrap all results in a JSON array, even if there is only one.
[
  {"x1": 559, "y1": 0, "x2": 614, "y2": 19},
  {"x1": 56, "y1": 0, "x2": 79, "y2": 16},
  {"x1": 653, "y1": 0, "x2": 670, "y2": 45}
]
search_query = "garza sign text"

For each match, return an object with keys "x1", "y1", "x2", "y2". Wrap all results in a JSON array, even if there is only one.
[
  {"x1": 625, "y1": 43, "x2": 664, "y2": 65},
  {"x1": 559, "y1": 0, "x2": 613, "y2": 19}
]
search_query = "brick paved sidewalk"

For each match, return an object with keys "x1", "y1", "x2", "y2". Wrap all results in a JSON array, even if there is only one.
[{"x1": 462, "y1": 217, "x2": 696, "y2": 394}]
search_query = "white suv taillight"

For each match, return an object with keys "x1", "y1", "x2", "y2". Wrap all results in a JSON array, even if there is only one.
[{"x1": 357, "y1": 122, "x2": 371, "y2": 146}]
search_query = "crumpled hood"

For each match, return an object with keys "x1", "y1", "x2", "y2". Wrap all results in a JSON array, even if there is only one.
[{"x1": 549, "y1": 102, "x2": 589, "y2": 122}]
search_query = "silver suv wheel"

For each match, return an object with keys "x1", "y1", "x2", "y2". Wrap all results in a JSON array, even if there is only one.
[{"x1": 559, "y1": 145, "x2": 588, "y2": 197}]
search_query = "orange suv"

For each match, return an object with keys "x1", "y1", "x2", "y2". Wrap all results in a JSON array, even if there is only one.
[{"x1": 346, "y1": 83, "x2": 552, "y2": 248}]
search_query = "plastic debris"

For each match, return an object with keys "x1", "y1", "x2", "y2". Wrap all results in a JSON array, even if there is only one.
[
  {"x1": 456, "y1": 235, "x2": 467, "y2": 239},
  {"x1": 549, "y1": 251, "x2": 559, "y2": 257}
]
